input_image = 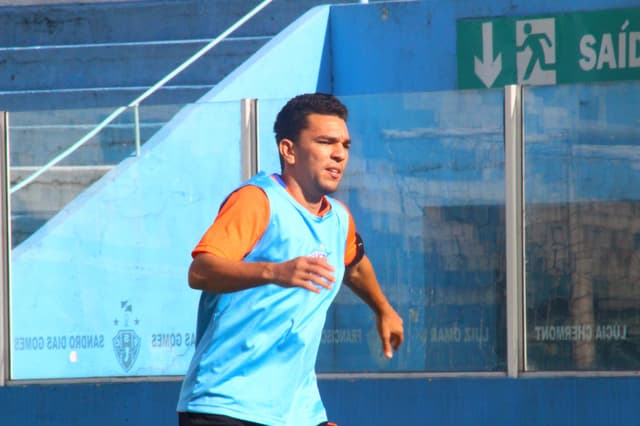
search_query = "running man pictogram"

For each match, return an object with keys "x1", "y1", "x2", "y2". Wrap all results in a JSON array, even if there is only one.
[{"x1": 516, "y1": 19, "x2": 556, "y2": 85}]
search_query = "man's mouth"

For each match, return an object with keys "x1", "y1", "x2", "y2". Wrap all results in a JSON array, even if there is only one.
[{"x1": 326, "y1": 167, "x2": 342, "y2": 179}]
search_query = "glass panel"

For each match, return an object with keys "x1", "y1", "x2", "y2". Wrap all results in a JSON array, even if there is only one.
[
  {"x1": 10, "y1": 107, "x2": 130, "y2": 247},
  {"x1": 256, "y1": 99, "x2": 283, "y2": 174},
  {"x1": 9, "y1": 91, "x2": 507, "y2": 379},
  {"x1": 9, "y1": 101, "x2": 241, "y2": 379},
  {"x1": 9, "y1": 104, "x2": 183, "y2": 246},
  {"x1": 310, "y1": 91, "x2": 506, "y2": 372},
  {"x1": 524, "y1": 81, "x2": 640, "y2": 371}
]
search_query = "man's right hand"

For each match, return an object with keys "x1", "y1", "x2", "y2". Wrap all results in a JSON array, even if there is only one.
[
  {"x1": 189, "y1": 253, "x2": 335, "y2": 294},
  {"x1": 271, "y1": 256, "x2": 336, "y2": 293}
]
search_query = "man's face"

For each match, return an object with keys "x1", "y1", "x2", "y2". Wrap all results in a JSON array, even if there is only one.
[{"x1": 286, "y1": 113, "x2": 351, "y2": 200}]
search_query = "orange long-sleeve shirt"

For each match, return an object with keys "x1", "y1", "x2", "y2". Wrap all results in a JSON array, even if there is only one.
[{"x1": 193, "y1": 182, "x2": 358, "y2": 266}]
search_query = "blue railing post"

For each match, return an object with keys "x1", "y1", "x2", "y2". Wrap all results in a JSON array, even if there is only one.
[{"x1": 0, "y1": 111, "x2": 10, "y2": 385}]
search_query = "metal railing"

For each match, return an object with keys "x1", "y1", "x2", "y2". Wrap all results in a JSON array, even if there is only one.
[
  {"x1": 9, "y1": 0, "x2": 273, "y2": 194},
  {"x1": 0, "y1": 111, "x2": 9, "y2": 386}
]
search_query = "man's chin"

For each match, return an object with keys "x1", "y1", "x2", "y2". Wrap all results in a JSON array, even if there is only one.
[
  {"x1": 322, "y1": 184, "x2": 340, "y2": 195},
  {"x1": 318, "y1": 177, "x2": 342, "y2": 195}
]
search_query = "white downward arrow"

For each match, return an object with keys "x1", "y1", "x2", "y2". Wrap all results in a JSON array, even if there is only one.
[{"x1": 474, "y1": 22, "x2": 502, "y2": 88}]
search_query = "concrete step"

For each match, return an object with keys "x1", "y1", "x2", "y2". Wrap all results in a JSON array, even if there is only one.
[
  {"x1": 10, "y1": 165, "x2": 113, "y2": 245},
  {"x1": 0, "y1": 37, "x2": 268, "y2": 92},
  {"x1": 0, "y1": 0, "x2": 359, "y2": 46},
  {"x1": 0, "y1": 0, "x2": 360, "y2": 111}
]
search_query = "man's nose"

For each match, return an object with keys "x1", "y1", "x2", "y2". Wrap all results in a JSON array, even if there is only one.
[{"x1": 332, "y1": 144, "x2": 347, "y2": 161}]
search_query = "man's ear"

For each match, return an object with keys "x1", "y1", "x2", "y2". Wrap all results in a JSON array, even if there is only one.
[{"x1": 278, "y1": 139, "x2": 295, "y2": 166}]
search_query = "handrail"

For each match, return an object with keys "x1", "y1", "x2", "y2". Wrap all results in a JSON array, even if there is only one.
[
  {"x1": 10, "y1": 0, "x2": 273, "y2": 194},
  {"x1": 0, "y1": 35, "x2": 271, "y2": 53}
]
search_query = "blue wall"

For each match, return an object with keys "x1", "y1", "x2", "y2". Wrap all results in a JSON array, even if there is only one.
[
  {"x1": 4, "y1": 1, "x2": 640, "y2": 425},
  {"x1": 2, "y1": 377, "x2": 638, "y2": 426},
  {"x1": 330, "y1": 0, "x2": 640, "y2": 94}
]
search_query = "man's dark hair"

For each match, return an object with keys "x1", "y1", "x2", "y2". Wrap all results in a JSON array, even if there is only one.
[{"x1": 273, "y1": 93, "x2": 348, "y2": 145}]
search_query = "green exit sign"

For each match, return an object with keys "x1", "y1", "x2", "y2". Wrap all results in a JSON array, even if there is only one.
[{"x1": 457, "y1": 7, "x2": 640, "y2": 89}]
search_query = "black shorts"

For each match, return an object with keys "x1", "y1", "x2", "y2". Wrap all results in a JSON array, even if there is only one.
[{"x1": 178, "y1": 412, "x2": 331, "y2": 426}]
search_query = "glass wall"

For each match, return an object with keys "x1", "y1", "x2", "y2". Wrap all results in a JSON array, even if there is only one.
[
  {"x1": 323, "y1": 91, "x2": 507, "y2": 372},
  {"x1": 8, "y1": 101, "x2": 241, "y2": 379},
  {"x1": 258, "y1": 91, "x2": 507, "y2": 372},
  {"x1": 524, "y1": 82, "x2": 640, "y2": 371},
  {"x1": 4, "y1": 81, "x2": 640, "y2": 381}
]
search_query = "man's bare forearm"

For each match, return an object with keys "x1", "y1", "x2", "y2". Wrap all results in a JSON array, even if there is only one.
[
  {"x1": 344, "y1": 254, "x2": 404, "y2": 358},
  {"x1": 188, "y1": 252, "x2": 336, "y2": 294},
  {"x1": 188, "y1": 253, "x2": 276, "y2": 293},
  {"x1": 344, "y1": 255, "x2": 394, "y2": 314}
]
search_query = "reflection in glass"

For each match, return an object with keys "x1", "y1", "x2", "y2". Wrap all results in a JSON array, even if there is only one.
[
  {"x1": 9, "y1": 102, "x2": 239, "y2": 379},
  {"x1": 320, "y1": 90, "x2": 507, "y2": 372},
  {"x1": 9, "y1": 105, "x2": 179, "y2": 246},
  {"x1": 524, "y1": 82, "x2": 640, "y2": 371},
  {"x1": 9, "y1": 90, "x2": 508, "y2": 380}
]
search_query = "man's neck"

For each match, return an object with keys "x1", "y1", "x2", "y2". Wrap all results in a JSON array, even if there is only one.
[{"x1": 276, "y1": 173, "x2": 326, "y2": 215}]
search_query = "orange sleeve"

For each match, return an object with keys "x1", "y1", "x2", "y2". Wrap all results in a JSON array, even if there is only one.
[
  {"x1": 192, "y1": 185, "x2": 270, "y2": 260},
  {"x1": 193, "y1": 187, "x2": 358, "y2": 266},
  {"x1": 338, "y1": 201, "x2": 358, "y2": 267}
]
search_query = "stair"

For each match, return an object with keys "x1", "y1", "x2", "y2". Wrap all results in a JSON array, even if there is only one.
[
  {"x1": 1, "y1": 0, "x2": 361, "y2": 245},
  {"x1": 0, "y1": 0, "x2": 360, "y2": 110}
]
